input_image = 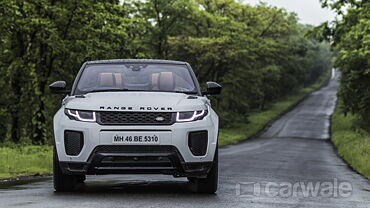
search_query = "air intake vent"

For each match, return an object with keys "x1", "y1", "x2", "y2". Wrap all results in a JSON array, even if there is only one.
[
  {"x1": 93, "y1": 145, "x2": 177, "y2": 154},
  {"x1": 64, "y1": 130, "x2": 84, "y2": 156},
  {"x1": 188, "y1": 131, "x2": 208, "y2": 156}
]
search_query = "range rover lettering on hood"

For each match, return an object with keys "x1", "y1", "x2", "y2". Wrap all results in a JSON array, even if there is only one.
[{"x1": 99, "y1": 106, "x2": 173, "y2": 111}]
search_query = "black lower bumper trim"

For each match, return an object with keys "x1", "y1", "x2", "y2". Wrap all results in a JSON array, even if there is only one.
[{"x1": 59, "y1": 145, "x2": 213, "y2": 177}]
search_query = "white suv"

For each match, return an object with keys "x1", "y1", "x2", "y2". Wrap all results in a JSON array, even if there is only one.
[{"x1": 50, "y1": 59, "x2": 221, "y2": 193}]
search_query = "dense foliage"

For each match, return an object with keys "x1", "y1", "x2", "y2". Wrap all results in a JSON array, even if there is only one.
[
  {"x1": 318, "y1": 0, "x2": 370, "y2": 126},
  {"x1": 0, "y1": 0, "x2": 332, "y2": 144}
]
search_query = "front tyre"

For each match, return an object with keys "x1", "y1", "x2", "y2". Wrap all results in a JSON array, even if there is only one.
[
  {"x1": 53, "y1": 147, "x2": 78, "y2": 192},
  {"x1": 191, "y1": 146, "x2": 218, "y2": 194}
]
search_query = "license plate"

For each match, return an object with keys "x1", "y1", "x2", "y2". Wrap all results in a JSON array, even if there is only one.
[{"x1": 112, "y1": 133, "x2": 160, "y2": 144}]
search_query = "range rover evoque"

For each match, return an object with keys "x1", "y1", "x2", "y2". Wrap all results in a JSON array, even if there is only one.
[{"x1": 50, "y1": 59, "x2": 222, "y2": 193}]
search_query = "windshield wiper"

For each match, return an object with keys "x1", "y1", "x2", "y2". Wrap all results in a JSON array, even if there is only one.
[
  {"x1": 172, "y1": 91, "x2": 198, "y2": 94},
  {"x1": 86, "y1": 88, "x2": 130, "y2": 93},
  {"x1": 85, "y1": 89, "x2": 198, "y2": 94}
]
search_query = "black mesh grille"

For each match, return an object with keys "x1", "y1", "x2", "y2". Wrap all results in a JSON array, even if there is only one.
[
  {"x1": 97, "y1": 111, "x2": 175, "y2": 125},
  {"x1": 64, "y1": 130, "x2": 84, "y2": 156},
  {"x1": 93, "y1": 145, "x2": 176, "y2": 154},
  {"x1": 89, "y1": 145, "x2": 185, "y2": 170},
  {"x1": 188, "y1": 131, "x2": 208, "y2": 156}
]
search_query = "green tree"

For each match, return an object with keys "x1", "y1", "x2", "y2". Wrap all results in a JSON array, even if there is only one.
[
  {"x1": 0, "y1": 0, "x2": 333, "y2": 143},
  {"x1": 0, "y1": 0, "x2": 144, "y2": 143},
  {"x1": 319, "y1": 0, "x2": 370, "y2": 124}
]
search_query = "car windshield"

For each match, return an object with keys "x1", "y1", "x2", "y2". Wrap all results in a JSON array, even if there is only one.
[{"x1": 74, "y1": 63, "x2": 197, "y2": 95}]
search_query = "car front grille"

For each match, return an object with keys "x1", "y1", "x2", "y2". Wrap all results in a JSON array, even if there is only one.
[
  {"x1": 97, "y1": 111, "x2": 175, "y2": 125},
  {"x1": 88, "y1": 145, "x2": 185, "y2": 171}
]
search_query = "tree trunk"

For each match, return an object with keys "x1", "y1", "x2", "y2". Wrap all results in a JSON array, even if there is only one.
[
  {"x1": 33, "y1": 97, "x2": 46, "y2": 144},
  {"x1": 8, "y1": 30, "x2": 26, "y2": 143}
]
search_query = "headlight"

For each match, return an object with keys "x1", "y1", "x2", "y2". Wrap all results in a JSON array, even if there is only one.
[
  {"x1": 65, "y1": 109, "x2": 96, "y2": 122},
  {"x1": 176, "y1": 110, "x2": 208, "y2": 122}
]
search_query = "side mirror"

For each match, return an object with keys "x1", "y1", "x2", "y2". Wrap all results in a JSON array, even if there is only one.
[
  {"x1": 202, "y1": 81, "x2": 222, "y2": 96},
  {"x1": 49, "y1": 81, "x2": 70, "y2": 94}
]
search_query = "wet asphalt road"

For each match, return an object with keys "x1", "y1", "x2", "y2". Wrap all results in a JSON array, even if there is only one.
[{"x1": 1, "y1": 77, "x2": 370, "y2": 208}]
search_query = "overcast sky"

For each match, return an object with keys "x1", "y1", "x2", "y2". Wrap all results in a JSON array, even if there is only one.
[{"x1": 243, "y1": 0, "x2": 336, "y2": 25}]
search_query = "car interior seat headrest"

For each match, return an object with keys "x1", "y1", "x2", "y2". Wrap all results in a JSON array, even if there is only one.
[
  {"x1": 158, "y1": 72, "x2": 175, "y2": 91},
  {"x1": 99, "y1": 73, "x2": 114, "y2": 87}
]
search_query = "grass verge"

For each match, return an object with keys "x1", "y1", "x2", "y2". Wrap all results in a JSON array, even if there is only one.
[
  {"x1": 218, "y1": 74, "x2": 330, "y2": 146},
  {"x1": 331, "y1": 105, "x2": 370, "y2": 179},
  {"x1": 0, "y1": 145, "x2": 52, "y2": 179}
]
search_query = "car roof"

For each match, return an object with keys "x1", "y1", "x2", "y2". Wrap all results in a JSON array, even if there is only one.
[{"x1": 85, "y1": 59, "x2": 188, "y2": 65}]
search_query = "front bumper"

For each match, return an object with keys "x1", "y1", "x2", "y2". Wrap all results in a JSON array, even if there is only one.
[
  {"x1": 53, "y1": 108, "x2": 219, "y2": 177},
  {"x1": 59, "y1": 145, "x2": 213, "y2": 177}
]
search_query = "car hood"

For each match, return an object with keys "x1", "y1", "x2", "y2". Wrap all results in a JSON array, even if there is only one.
[{"x1": 64, "y1": 92, "x2": 208, "y2": 112}]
